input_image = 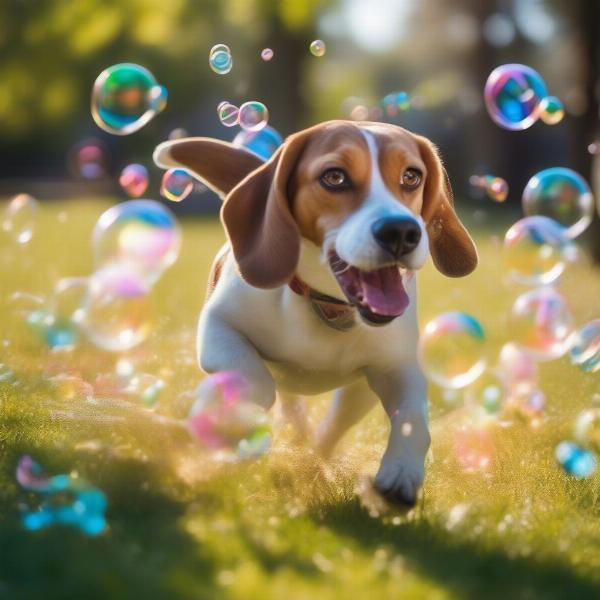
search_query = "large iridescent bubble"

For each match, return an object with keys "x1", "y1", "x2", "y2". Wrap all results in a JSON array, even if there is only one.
[
  {"x1": 418, "y1": 312, "x2": 487, "y2": 389},
  {"x1": 509, "y1": 287, "x2": 574, "y2": 360},
  {"x1": 233, "y1": 125, "x2": 283, "y2": 160},
  {"x1": 82, "y1": 265, "x2": 153, "y2": 352},
  {"x1": 503, "y1": 216, "x2": 574, "y2": 285},
  {"x1": 91, "y1": 63, "x2": 167, "y2": 135},
  {"x1": 92, "y1": 200, "x2": 181, "y2": 286},
  {"x1": 484, "y1": 64, "x2": 548, "y2": 131},
  {"x1": 522, "y1": 167, "x2": 593, "y2": 239},
  {"x1": 188, "y1": 371, "x2": 271, "y2": 461}
]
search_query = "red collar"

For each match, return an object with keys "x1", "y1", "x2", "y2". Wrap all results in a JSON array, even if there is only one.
[{"x1": 288, "y1": 275, "x2": 356, "y2": 331}]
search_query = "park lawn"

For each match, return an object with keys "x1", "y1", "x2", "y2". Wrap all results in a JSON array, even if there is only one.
[{"x1": 1, "y1": 198, "x2": 600, "y2": 600}]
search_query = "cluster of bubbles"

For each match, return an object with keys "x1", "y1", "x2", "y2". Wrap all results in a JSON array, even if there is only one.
[
  {"x1": 381, "y1": 91, "x2": 411, "y2": 117},
  {"x1": 11, "y1": 201, "x2": 181, "y2": 355},
  {"x1": 92, "y1": 64, "x2": 167, "y2": 135},
  {"x1": 484, "y1": 64, "x2": 564, "y2": 131},
  {"x1": 2, "y1": 194, "x2": 39, "y2": 244},
  {"x1": 216, "y1": 100, "x2": 270, "y2": 132},
  {"x1": 17, "y1": 455, "x2": 107, "y2": 536},
  {"x1": 469, "y1": 175, "x2": 509, "y2": 202},
  {"x1": 160, "y1": 168, "x2": 194, "y2": 202},
  {"x1": 187, "y1": 371, "x2": 272, "y2": 462},
  {"x1": 342, "y1": 91, "x2": 413, "y2": 123},
  {"x1": 420, "y1": 69, "x2": 599, "y2": 474},
  {"x1": 209, "y1": 44, "x2": 233, "y2": 75}
]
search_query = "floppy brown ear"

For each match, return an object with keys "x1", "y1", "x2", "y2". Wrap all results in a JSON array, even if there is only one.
[
  {"x1": 221, "y1": 130, "x2": 310, "y2": 289},
  {"x1": 153, "y1": 138, "x2": 264, "y2": 198},
  {"x1": 417, "y1": 137, "x2": 478, "y2": 277}
]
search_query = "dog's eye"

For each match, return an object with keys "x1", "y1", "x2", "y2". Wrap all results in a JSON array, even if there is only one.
[
  {"x1": 401, "y1": 168, "x2": 422, "y2": 190},
  {"x1": 320, "y1": 168, "x2": 351, "y2": 191}
]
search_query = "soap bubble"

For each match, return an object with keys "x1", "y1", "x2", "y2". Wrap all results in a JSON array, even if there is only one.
[
  {"x1": 92, "y1": 200, "x2": 181, "y2": 285},
  {"x1": 469, "y1": 175, "x2": 509, "y2": 202},
  {"x1": 309, "y1": 40, "x2": 326, "y2": 57},
  {"x1": 574, "y1": 409, "x2": 600, "y2": 453},
  {"x1": 188, "y1": 371, "x2": 271, "y2": 461},
  {"x1": 588, "y1": 142, "x2": 600, "y2": 155},
  {"x1": 91, "y1": 63, "x2": 167, "y2": 135},
  {"x1": 233, "y1": 125, "x2": 283, "y2": 160},
  {"x1": 522, "y1": 167, "x2": 593, "y2": 239},
  {"x1": 503, "y1": 216, "x2": 574, "y2": 285},
  {"x1": 238, "y1": 101, "x2": 269, "y2": 132},
  {"x1": 82, "y1": 265, "x2": 153, "y2": 352},
  {"x1": 2, "y1": 194, "x2": 38, "y2": 244},
  {"x1": 261, "y1": 48, "x2": 274, "y2": 61},
  {"x1": 209, "y1": 44, "x2": 233, "y2": 75},
  {"x1": 539, "y1": 96, "x2": 564, "y2": 125},
  {"x1": 69, "y1": 139, "x2": 109, "y2": 179},
  {"x1": 570, "y1": 320, "x2": 600, "y2": 373},
  {"x1": 504, "y1": 385, "x2": 545, "y2": 428},
  {"x1": 464, "y1": 371, "x2": 506, "y2": 415},
  {"x1": 44, "y1": 277, "x2": 88, "y2": 350},
  {"x1": 498, "y1": 342, "x2": 538, "y2": 389},
  {"x1": 484, "y1": 64, "x2": 548, "y2": 130},
  {"x1": 119, "y1": 164, "x2": 149, "y2": 198},
  {"x1": 160, "y1": 168, "x2": 194, "y2": 202},
  {"x1": 555, "y1": 441, "x2": 597, "y2": 478},
  {"x1": 217, "y1": 101, "x2": 239, "y2": 127},
  {"x1": 418, "y1": 312, "x2": 487, "y2": 389},
  {"x1": 509, "y1": 287, "x2": 574, "y2": 360},
  {"x1": 453, "y1": 425, "x2": 495, "y2": 473}
]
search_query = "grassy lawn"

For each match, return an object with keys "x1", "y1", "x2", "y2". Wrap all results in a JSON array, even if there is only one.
[{"x1": 1, "y1": 199, "x2": 600, "y2": 600}]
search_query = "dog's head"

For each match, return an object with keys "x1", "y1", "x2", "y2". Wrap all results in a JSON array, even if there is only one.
[{"x1": 154, "y1": 120, "x2": 477, "y2": 325}]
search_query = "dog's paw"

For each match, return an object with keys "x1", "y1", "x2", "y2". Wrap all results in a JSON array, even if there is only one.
[{"x1": 373, "y1": 458, "x2": 424, "y2": 508}]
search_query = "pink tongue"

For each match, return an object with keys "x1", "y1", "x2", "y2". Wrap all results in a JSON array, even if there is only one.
[{"x1": 359, "y1": 267, "x2": 409, "y2": 316}]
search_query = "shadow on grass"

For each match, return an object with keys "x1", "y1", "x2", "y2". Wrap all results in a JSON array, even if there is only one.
[
  {"x1": 0, "y1": 443, "x2": 218, "y2": 600},
  {"x1": 315, "y1": 500, "x2": 600, "y2": 600}
]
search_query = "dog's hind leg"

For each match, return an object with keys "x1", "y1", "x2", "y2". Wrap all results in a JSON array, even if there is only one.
[
  {"x1": 315, "y1": 378, "x2": 378, "y2": 458},
  {"x1": 277, "y1": 391, "x2": 310, "y2": 440},
  {"x1": 198, "y1": 312, "x2": 276, "y2": 411}
]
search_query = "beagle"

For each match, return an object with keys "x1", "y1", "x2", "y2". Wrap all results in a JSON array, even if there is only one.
[{"x1": 154, "y1": 121, "x2": 477, "y2": 506}]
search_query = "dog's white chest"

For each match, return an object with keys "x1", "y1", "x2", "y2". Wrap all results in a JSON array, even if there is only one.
[{"x1": 200, "y1": 258, "x2": 420, "y2": 396}]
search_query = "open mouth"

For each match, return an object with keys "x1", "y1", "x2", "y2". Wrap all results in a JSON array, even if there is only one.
[{"x1": 328, "y1": 252, "x2": 411, "y2": 325}]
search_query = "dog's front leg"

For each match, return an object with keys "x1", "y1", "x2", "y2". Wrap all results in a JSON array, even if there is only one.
[
  {"x1": 366, "y1": 363, "x2": 430, "y2": 507},
  {"x1": 198, "y1": 311, "x2": 276, "y2": 411}
]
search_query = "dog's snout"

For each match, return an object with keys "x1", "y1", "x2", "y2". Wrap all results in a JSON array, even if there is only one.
[{"x1": 371, "y1": 217, "x2": 422, "y2": 259}]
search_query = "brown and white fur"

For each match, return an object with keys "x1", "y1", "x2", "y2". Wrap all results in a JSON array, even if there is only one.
[{"x1": 154, "y1": 121, "x2": 477, "y2": 506}]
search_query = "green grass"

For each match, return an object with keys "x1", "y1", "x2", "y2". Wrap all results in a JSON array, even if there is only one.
[{"x1": 1, "y1": 199, "x2": 600, "y2": 600}]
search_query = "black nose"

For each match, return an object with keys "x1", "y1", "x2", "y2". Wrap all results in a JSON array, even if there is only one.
[{"x1": 371, "y1": 217, "x2": 422, "y2": 259}]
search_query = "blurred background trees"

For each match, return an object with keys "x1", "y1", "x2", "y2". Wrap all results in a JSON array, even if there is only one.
[{"x1": 0, "y1": 0, "x2": 599, "y2": 253}]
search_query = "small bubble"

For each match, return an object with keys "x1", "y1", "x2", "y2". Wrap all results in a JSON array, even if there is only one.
[
  {"x1": 261, "y1": 48, "x2": 274, "y2": 61},
  {"x1": 217, "y1": 101, "x2": 239, "y2": 127},
  {"x1": 209, "y1": 44, "x2": 233, "y2": 75},
  {"x1": 309, "y1": 39, "x2": 326, "y2": 57}
]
